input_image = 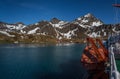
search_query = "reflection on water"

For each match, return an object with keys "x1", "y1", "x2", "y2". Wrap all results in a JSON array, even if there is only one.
[
  {"x1": 0, "y1": 44, "x2": 86, "y2": 79},
  {"x1": 0, "y1": 43, "x2": 75, "y2": 48}
]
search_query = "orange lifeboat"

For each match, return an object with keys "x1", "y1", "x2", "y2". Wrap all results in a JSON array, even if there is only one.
[{"x1": 81, "y1": 37, "x2": 109, "y2": 79}]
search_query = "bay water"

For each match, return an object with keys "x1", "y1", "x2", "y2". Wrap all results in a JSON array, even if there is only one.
[{"x1": 0, "y1": 44, "x2": 87, "y2": 79}]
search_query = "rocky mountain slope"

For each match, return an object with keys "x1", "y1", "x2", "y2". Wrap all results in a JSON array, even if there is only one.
[{"x1": 0, "y1": 13, "x2": 119, "y2": 44}]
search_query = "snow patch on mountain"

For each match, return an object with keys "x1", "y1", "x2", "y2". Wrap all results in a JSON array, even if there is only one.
[
  {"x1": 17, "y1": 24, "x2": 26, "y2": 30},
  {"x1": 41, "y1": 32, "x2": 46, "y2": 35},
  {"x1": 50, "y1": 21, "x2": 68, "y2": 29},
  {"x1": 74, "y1": 22, "x2": 90, "y2": 28},
  {"x1": 104, "y1": 32, "x2": 107, "y2": 36},
  {"x1": 20, "y1": 30, "x2": 26, "y2": 34},
  {"x1": 27, "y1": 27, "x2": 40, "y2": 34},
  {"x1": 87, "y1": 30, "x2": 102, "y2": 38},
  {"x1": 88, "y1": 32, "x2": 99, "y2": 38},
  {"x1": 82, "y1": 19, "x2": 89, "y2": 23},
  {"x1": 0, "y1": 31, "x2": 15, "y2": 37},
  {"x1": 6, "y1": 24, "x2": 26, "y2": 30},
  {"x1": 54, "y1": 28, "x2": 61, "y2": 39},
  {"x1": 84, "y1": 13, "x2": 92, "y2": 17},
  {"x1": 35, "y1": 23, "x2": 39, "y2": 25},
  {"x1": 79, "y1": 24, "x2": 86, "y2": 28},
  {"x1": 92, "y1": 21, "x2": 103, "y2": 26},
  {"x1": 77, "y1": 17, "x2": 81, "y2": 20},
  {"x1": 6, "y1": 25, "x2": 16, "y2": 30},
  {"x1": 60, "y1": 28, "x2": 78, "y2": 39},
  {"x1": 113, "y1": 27, "x2": 120, "y2": 34}
]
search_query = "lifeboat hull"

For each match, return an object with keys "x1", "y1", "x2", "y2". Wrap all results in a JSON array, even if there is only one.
[{"x1": 81, "y1": 62, "x2": 105, "y2": 71}]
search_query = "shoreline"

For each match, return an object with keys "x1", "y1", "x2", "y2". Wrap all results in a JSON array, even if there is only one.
[{"x1": 0, "y1": 42, "x2": 86, "y2": 48}]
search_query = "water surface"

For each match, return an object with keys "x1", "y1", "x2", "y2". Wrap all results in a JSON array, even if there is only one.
[{"x1": 0, "y1": 44, "x2": 86, "y2": 79}]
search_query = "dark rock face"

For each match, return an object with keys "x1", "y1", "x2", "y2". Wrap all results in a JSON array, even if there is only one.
[
  {"x1": 0, "y1": 22, "x2": 8, "y2": 30},
  {"x1": 50, "y1": 18, "x2": 61, "y2": 24}
]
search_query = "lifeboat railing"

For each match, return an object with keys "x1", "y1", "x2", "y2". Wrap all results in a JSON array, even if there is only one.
[{"x1": 109, "y1": 45, "x2": 120, "y2": 79}]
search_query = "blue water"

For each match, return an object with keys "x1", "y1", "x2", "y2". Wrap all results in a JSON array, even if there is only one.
[{"x1": 0, "y1": 44, "x2": 86, "y2": 79}]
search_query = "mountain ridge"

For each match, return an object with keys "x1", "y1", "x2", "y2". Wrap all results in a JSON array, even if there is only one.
[{"x1": 0, "y1": 13, "x2": 119, "y2": 44}]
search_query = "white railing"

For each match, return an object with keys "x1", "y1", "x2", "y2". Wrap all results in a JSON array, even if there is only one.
[{"x1": 109, "y1": 46, "x2": 120, "y2": 79}]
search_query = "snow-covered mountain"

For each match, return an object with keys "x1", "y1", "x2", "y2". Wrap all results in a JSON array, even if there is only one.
[
  {"x1": 73, "y1": 13, "x2": 103, "y2": 28},
  {"x1": 86, "y1": 24, "x2": 120, "y2": 38},
  {"x1": 0, "y1": 22, "x2": 26, "y2": 31},
  {"x1": 0, "y1": 13, "x2": 119, "y2": 43}
]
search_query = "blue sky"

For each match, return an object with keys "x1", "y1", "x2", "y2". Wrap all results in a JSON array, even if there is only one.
[{"x1": 0, "y1": 0, "x2": 119, "y2": 24}]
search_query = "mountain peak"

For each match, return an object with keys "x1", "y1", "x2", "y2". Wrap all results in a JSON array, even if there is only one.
[
  {"x1": 77, "y1": 13, "x2": 94, "y2": 21},
  {"x1": 75, "y1": 13, "x2": 103, "y2": 27},
  {"x1": 50, "y1": 17, "x2": 61, "y2": 24},
  {"x1": 84, "y1": 13, "x2": 93, "y2": 17}
]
